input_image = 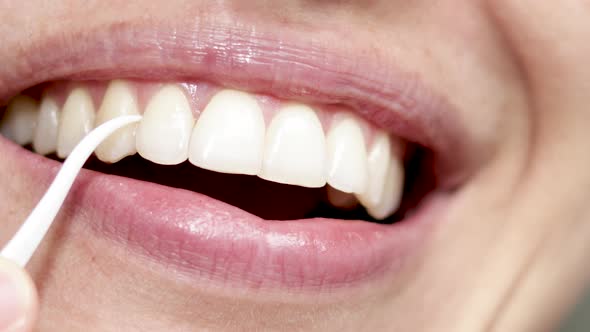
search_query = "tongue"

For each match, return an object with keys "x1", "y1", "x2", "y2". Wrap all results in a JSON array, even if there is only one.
[{"x1": 84, "y1": 154, "x2": 325, "y2": 220}]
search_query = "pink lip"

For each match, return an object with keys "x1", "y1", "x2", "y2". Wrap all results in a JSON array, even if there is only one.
[
  {"x1": 3, "y1": 137, "x2": 447, "y2": 290},
  {"x1": 0, "y1": 21, "x2": 475, "y2": 185},
  {"x1": 1, "y1": 20, "x2": 465, "y2": 290}
]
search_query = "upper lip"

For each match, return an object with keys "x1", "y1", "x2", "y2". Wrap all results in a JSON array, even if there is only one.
[{"x1": 0, "y1": 17, "x2": 475, "y2": 186}]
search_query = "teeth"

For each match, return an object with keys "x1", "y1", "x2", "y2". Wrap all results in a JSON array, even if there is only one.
[
  {"x1": 357, "y1": 132, "x2": 392, "y2": 207},
  {"x1": 189, "y1": 90, "x2": 265, "y2": 175},
  {"x1": 365, "y1": 157, "x2": 404, "y2": 220},
  {"x1": 94, "y1": 81, "x2": 140, "y2": 163},
  {"x1": 136, "y1": 85, "x2": 195, "y2": 165},
  {"x1": 326, "y1": 116, "x2": 369, "y2": 194},
  {"x1": 326, "y1": 186, "x2": 359, "y2": 211},
  {"x1": 0, "y1": 95, "x2": 38, "y2": 145},
  {"x1": 57, "y1": 88, "x2": 95, "y2": 158},
  {"x1": 11, "y1": 80, "x2": 408, "y2": 216},
  {"x1": 259, "y1": 104, "x2": 327, "y2": 188},
  {"x1": 33, "y1": 96, "x2": 60, "y2": 155}
]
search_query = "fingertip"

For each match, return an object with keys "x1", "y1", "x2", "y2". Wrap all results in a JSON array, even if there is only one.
[{"x1": 0, "y1": 258, "x2": 38, "y2": 332}]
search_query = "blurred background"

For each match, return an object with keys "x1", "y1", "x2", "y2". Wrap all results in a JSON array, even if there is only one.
[{"x1": 560, "y1": 289, "x2": 590, "y2": 332}]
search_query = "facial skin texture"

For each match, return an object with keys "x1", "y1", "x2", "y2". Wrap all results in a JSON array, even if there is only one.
[{"x1": 1, "y1": 0, "x2": 590, "y2": 331}]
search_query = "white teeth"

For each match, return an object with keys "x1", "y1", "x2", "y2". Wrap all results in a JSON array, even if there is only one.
[
  {"x1": 94, "y1": 81, "x2": 140, "y2": 163},
  {"x1": 259, "y1": 104, "x2": 327, "y2": 188},
  {"x1": 327, "y1": 186, "x2": 359, "y2": 211},
  {"x1": 357, "y1": 132, "x2": 392, "y2": 207},
  {"x1": 0, "y1": 95, "x2": 38, "y2": 145},
  {"x1": 57, "y1": 88, "x2": 95, "y2": 158},
  {"x1": 365, "y1": 156, "x2": 404, "y2": 220},
  {"x1": 33, "y1": 96, "x2": 60, "y2": 155},
  {"x1": 326, "y1": 116, "x2": 369, "y2": 194},
  {"x1": 136, "y1": 85, "x2": 195, "y2": 165},
  {"x1": 17, "y1": 80, "x2": 407, "y2": 213},
  {"x1": 189, "y1": 90, "x2": 265, "y2": 175}
]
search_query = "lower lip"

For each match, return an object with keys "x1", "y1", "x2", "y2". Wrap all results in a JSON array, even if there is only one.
[{"x1": 3, "y1": 137, "x2": 447, "y2": 291}]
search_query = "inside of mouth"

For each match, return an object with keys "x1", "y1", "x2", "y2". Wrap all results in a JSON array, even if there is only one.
[
  {"x1": 0, "y1": 80, "x2": 440, "y2": 225},
  {"x1": 20, "y1": 146, "x2": 436, "y2": 224}
]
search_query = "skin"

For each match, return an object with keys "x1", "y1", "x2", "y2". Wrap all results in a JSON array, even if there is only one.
[{"x1": 1, "y1": 0, "x2": 590, "y2": 331}]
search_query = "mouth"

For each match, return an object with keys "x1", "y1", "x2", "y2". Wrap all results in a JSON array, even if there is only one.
[{"x1": 0, "y1": 18, "x2": 475, "y2": 291}]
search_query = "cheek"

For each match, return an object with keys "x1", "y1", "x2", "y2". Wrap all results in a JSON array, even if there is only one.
[{"x1": 371, "y1": 0, "x2": 526, "y2": 167}]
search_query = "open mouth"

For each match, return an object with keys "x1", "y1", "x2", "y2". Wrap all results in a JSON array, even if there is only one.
[
  {"x1": 0, "y1": 22, "x2": 475, "y2": 291},
  {"x1": 1, "y1": 80, "x2": 430, "y2": 223}
]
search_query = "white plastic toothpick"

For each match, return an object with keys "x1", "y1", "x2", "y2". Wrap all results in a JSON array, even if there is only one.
[{"x1": 1, "y1": 115, "x2": 142, "y2": 267}]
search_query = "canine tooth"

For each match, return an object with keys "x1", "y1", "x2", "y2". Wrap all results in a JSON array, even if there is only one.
[
  {"x1": 189, "y1": 90, "x2": 265, "y2": 175},
  {"x1": 57, "y1": 88, "x2": 95, "y2": 158},
  {"x1": 259, "y1": 104, "x2": 327, "y2": 188},
  {"x1": 357, "y1": 132, "x2": 392, "y2": 207},
  {"x1": 327, "y1": 186, "x2": 359, "y2": 210},
  {"x1": 95, "y1": 81, "x2": 139, "y2": 163},
  {"x1": 326, "y1": 116, "x2": 369, "y2": 194},
  {"x1": 136, "y1": 85, "x2": 195, "y2": 165},
  {"x1": 33, "y1": 96, "x2": 60, "y2": 155},
  {"x1": 0, "y1": 95, "x2": 38, "y2": 145},
  {"x1": 366, "y1": 157, "x2": 404, "y2": 220}
]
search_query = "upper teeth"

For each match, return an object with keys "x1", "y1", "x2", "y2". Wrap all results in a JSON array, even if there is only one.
[
  {"x1": 326, "y1": 115, "x2": 369, "y2": 194},
  {"x1": 259, "y1": 104, "x2": 327, "y2": 188},
  {"x1": 33, "y1": 97, "x2": 60, "y2": 156},
  {"x1": 0, "y1": 80, "x2": 405, "y2": 220},
  {"x1": 189, "y1": 89, "x2": 266, "y2": 176},
  {"x1": 136, "y1": 84, "x2": 195, "y2": 165},
  {"x1": 94, "y1": 80, "x2": 140, "y2": 163},
  {"x1": 56, "y1": 88, "x2": 96, "y2": 158},
  {"x1": 0, "y1": 95, "x2": 38, "y2": 146}
]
